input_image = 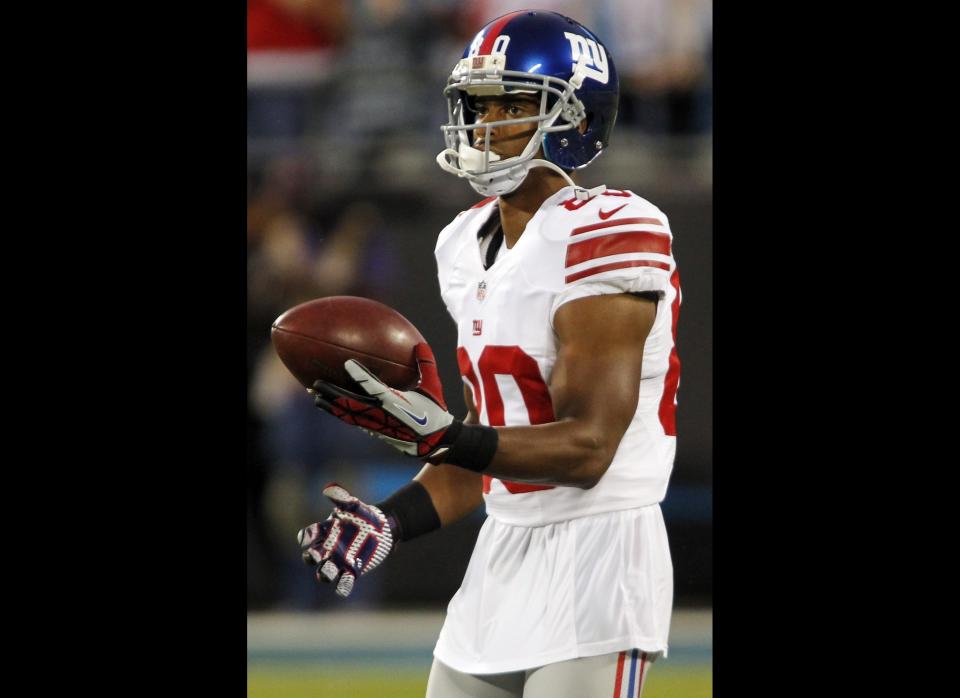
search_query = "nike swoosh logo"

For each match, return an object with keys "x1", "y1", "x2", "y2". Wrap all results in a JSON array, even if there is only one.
[
  {"x1": 598, "y1": 204, "x2": 628, "y2": 220},
  {"x1": 395, "y1": 404, "x2": 428, "y2": 426}
]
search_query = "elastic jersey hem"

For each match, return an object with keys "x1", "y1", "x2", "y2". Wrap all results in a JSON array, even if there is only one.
[{"x1": 433, "y1": 636, "x2": 669, "y2": 675}]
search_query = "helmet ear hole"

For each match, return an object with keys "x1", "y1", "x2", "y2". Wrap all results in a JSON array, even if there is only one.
[{"x1": 579, "y1": 112, "x2": 592, "y2": 135}]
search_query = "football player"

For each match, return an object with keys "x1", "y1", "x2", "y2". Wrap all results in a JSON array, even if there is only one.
[{"x1": 299, "y1": 10, "x2": 681, "y2": 697}]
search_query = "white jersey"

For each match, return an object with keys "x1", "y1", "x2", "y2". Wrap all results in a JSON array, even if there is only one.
[
  {"x1": 433, "y1": 185, "x2": 680, "y2": 673},
  {"x1": 435, "y1": 185, "x2": 681, "y2": 527}
]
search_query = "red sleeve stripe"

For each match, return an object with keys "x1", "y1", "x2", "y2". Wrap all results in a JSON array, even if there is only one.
[
  {"x1": 478, "y1": 12, "x2": 525, "y2": 55},
  {"x1": 565, "y1": 259, "x2": 670, "y2": 284},
  {"x1": 571, "y1": 217, "x2": 664, "y2": 237},
  {"x1": 566, "y1": 231, "x2": 671, "y2": 267}
]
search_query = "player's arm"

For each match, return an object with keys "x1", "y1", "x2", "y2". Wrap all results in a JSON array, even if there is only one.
[
  {"x1": 316, "y1": 294, "x2": 656, "y2": 490},
  {"x1": 412, "y1": 385, "x2": 484, "y2": 524},
  {"x1": 481, "y1": 292, "x2": 655, "y2": 488}
]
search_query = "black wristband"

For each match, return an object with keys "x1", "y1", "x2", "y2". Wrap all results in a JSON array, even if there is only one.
[
  {"x1": 376, "y1": 481, "x2": 441, "y2": 543},
  {"x1": 441, "y1": 421, "x2": 499, "y2": 473}
]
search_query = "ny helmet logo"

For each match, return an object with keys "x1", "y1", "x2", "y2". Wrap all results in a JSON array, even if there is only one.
[{"x1": 563, "y1": 32, "x2": 609, "y2": 84}]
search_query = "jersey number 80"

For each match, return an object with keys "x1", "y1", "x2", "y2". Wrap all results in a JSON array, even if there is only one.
[{"x1": 457, "y1": 346, "x2": 556, "y2": 495}]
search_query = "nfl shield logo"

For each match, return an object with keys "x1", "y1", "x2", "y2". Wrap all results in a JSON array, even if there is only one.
[{"x1": 477, "y1": 281, "x2": 487, "y2": 301}]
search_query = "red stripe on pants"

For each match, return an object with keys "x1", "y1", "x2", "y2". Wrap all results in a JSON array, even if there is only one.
[
  {"x1": 613, "y1": 651, "x2": 626, "y2": 698},
  {"x1": 636, "y1": 652, "x2": 648, "y2": 697}
]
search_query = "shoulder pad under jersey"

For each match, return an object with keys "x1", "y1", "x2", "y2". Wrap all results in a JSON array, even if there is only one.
[{"x1": 526, "y1": 188, "x2": 674, "y2": 292}]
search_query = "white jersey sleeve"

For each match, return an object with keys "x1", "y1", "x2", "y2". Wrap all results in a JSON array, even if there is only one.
[{"x1": 546, "y1": 190, "x2": 675, "y2": 327}]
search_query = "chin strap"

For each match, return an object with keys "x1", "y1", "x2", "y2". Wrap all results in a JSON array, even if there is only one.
[
  {"x1": 436, "y1": 145, "x2": 529, "y2": 197},
  {"x1": 437, "y1": 148, "x2": 606, "y2": 200}
]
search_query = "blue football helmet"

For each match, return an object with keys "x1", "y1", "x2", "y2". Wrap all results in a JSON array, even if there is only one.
[{"x1": 436, "y1": 10, "x2": 619, "y2": 197}]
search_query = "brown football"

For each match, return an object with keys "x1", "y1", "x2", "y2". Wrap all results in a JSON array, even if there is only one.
[{"x1": 271, "y1": 296, "x2": 425, "y2": 391}]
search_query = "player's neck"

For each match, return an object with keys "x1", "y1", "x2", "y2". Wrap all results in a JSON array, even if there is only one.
[{"x1": 498, "y1": 169, "x2": 573, "y2": 248}]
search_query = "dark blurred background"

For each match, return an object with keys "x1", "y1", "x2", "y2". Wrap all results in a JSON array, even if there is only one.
[{"x1": 247, "y1": 0, "x2": 712, "y2": 612}]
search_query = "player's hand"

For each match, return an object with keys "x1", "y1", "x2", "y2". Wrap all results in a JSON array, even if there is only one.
[
  {"x1": 312, "y1": 342, "x2": 457, "y2": 460},
  {"x1": 297, "y1": 483, "x2": 394, "y2": 598}
]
